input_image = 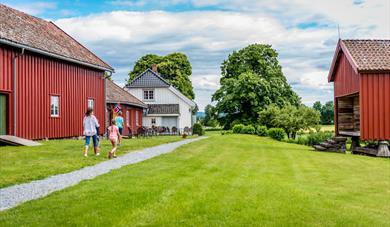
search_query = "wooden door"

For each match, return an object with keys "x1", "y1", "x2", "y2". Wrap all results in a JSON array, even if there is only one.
[{"x1": 0, "y1": 94, "x2": 7, "y2": 135}]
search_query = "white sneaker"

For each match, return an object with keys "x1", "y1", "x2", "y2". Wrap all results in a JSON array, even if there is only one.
[{"x1": 96, "y1": 153, "x2": 100, "y2": 156}]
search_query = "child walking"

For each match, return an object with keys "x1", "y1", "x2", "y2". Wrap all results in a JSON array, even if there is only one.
[{"x1": 108, "y1": 119, "x2": 121, "y2": 159}]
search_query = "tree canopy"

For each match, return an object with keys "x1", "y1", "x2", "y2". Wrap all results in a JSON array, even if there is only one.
[
  {"x1": 212, "y1": 44, "x2": 300, "y2": 128},
  {"x1": 127, "y1": 53, "x2": 194, "y2": 99},
  {"x1": 259, "y1": 104, "x2": 320, "y2": 139},
  {"x1": 203, "y1": 104, "x2": 218, "y2": 127},
  {"x1": 313, "y1": 101, "x2": 334, "y2": 125}
]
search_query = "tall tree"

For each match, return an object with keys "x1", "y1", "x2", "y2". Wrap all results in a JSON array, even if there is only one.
[
  {"x1": 128, "y1": 53, "x2": 194, "y2": 99},
  {"x1": 212, "y1": 44, "x2": 300, "y2": 128}
]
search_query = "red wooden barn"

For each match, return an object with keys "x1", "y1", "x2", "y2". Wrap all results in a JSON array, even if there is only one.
[
  {"x1": 105, "y1": 79, "x2": 146, "y2": 136},
  {"x1": 0, "y1": 4, "x2": 113, "y2": 140},
  {"x1": 328, "y1": 39, "x2": 390, "y2": 156}
]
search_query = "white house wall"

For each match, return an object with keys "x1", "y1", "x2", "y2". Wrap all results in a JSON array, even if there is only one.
[{"x1": 126, "y1": 87, "x2": 193, "y2": 129}]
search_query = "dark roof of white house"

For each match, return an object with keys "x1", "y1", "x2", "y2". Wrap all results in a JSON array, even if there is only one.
[
  {"x1": 126, "y1": 69, "x2": 170, "y2": 88},
  {"x1": 147, "y1": 104, "x2": 180, "y2": 115},
  {"x1": 0, "y1": 4, "x2": 113, "y2": 71}
]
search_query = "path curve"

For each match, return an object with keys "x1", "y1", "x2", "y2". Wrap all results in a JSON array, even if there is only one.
[{"x1": 0, "y1": 136, "x2": 207, "y2": 211}]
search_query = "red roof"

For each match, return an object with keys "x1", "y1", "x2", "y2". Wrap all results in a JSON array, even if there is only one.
[
  {"x1": 328, "y1": 39, "x2": 390, "y2": 81},
  {"x1": 0, "y1": 4, "x2": 113, "y2": 71},
  {"x1": 106, "y1": 80, "x2": 147, "y2": 108}
]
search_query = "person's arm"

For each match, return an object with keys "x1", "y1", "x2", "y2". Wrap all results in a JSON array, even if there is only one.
[{"x1": 94, "y1": 116, "x2": 100, "y2": 128}]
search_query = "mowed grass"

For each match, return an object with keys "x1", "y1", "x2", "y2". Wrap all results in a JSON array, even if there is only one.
[
  {"x1": 0, "y1": 134, "x2": 389, "y2": 226},
  {"x1": 0, "y1": 136, "x2": 187, "y2": 188}
]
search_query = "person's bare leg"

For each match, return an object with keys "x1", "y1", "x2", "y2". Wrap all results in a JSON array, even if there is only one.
[
  {"x1": 108, "y1": 140, "x2": 116, "y2": 159},
  {"x1": 84, "y1": 146, "x2": 88, "y2": 157}
]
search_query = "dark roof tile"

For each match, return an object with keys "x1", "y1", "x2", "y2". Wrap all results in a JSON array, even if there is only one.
[
  {"x1": 126, "y1": 69, "x2": 170, "y2": 88},
  {"x1": 147, "y1": 104, "x2": 179, "y2": 115},
  {"x1": 0, "y1": 4, "x2": 112, "y2": 70},
  {"x1": 342, "y1": 39, "x2": 390, "y2": 72}
]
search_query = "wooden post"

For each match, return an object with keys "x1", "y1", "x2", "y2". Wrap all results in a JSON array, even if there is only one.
[
  {"x1": 377, "y1": 141, "x2": 390, "y2": 157},
  {"x1": 351, "y1": 136, "x2": 360, "y2": 153}
]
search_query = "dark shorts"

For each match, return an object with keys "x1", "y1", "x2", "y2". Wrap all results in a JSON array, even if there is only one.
[
  {"x1": 85, "y1": 134, "x2": 98, "y2": 148},
  {"x1": 118, "y1": 127, "x2": 123, "y2": 135}
]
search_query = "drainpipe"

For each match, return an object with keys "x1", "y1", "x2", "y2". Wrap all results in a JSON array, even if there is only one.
[
  {"x1": 103, "y1": 71, "x2": 112, "y2": 137},
  {"x1": 12, "y1": 48, "x2": 25, "y2": 136}
]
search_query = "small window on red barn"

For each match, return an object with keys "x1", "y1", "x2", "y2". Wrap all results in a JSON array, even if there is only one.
[
  {"x1": 50, "y1": 96, "x2": 59, "y2": 117},
  {"x1": 126, "y1": 110, "x2": 130, "y2": 126},
  {"x1": 88, "y1": 99, "x2": 94, "y2": 109}
]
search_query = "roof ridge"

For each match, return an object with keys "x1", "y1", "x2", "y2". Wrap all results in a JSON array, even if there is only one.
[
  {"x1": 127, "y1": 68, "x2": 171, "y2": 87},
  {"x1": 0, "y1": 4, "x2": 47, "y2": 23},
  {"x1": 49, "y1": 22, "x2": 113, "y2": 70}
]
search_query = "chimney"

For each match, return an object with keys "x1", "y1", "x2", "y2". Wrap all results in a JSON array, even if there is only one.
[{"x1": 151, "y1": 64, "x2": 158, "y2": 73}]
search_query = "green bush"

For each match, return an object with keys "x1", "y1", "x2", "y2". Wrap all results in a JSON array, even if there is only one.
[
  {"x1": 232, "y1": 124, "x2": 245, "y2": 134},
  {"x1": 268, "y1": 128, "x2": 286, "y2": 141},
  {"x1": 305, "y1": 131, "x2": 333, "y2": 146},
  {"x1": 204, "y1": 127, "x2": 222, "y2": 132},
  {"x1": 256, "y1": 125, "x2": 268, "y2": 136},
  {"x1": 242, "y1": 125, "x2": 256, "y2": 134},
  {"x1": 221, "y1": 130, "x2": 232, "y2": 135},
  {"x1": 192, "y1": 123, "x2": 204, "y2": 136}
]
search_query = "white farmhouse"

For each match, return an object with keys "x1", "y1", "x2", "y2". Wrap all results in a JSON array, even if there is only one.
[{"x1": 125, "y1": 65, "x2": 196, "y2": 132}]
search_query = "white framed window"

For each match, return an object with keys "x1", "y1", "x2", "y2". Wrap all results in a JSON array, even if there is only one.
[
  {"x1": 136, "y1": 111, "x2": 139, "y2": 126},
  {"x1": 87, "y1": 98, "x2": 94, "y2": 109},
  {"x1": 50, "y1": 95, "x2": 59, "y2": 117},
  {"x1": 151, "y1": 118, "x2": 156, "y2": 124},
  {"x1": 143, "y1": 89, "x2": 154, "y2": 100},
  {"x1": 126, "y1": 110, "x2": 130, "y2": 126}
]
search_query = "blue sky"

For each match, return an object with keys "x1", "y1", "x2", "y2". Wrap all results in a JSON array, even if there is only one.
[{"x1": 3, "y1": 0, "x2": 390, "y2": 110}]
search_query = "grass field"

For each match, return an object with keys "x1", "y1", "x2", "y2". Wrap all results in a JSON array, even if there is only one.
[
  {"x1": 0, "y1": 136, "x2": 187, "y2": 188},
  {"x1": 0, "y1": 134, "x2": 389, "y2": 226}
]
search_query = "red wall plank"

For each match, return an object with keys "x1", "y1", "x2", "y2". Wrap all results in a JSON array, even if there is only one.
[
  {"x1": 360, "y1": 73, "x2": 390, "y2": 140},
  {"x1": 0, "y1": 45, "x2": 106, "y2": 140},
  {"x1": 333, "y1": 52, "x2": 360, "y2": 97}
]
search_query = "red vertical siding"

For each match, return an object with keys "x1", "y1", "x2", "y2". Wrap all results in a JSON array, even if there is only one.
[
  {"x1": 106, "y1": 105, "x2": 143, "y2": 136},
  {"x1": 360, "y1": 73, "x2": 390, "y2": 140},
  {"x1": 333, "y1": 53, "x2": 360, "y2": 97},
  {"x1": 0, "y1": 46, "x2": 14, "y2": 134},
  {"x1": 0, "y1": 45, "x2": 105, "y2": 140}
]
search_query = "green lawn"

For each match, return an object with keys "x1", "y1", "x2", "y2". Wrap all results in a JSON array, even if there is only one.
[
  {"x1": 0, "y1": 136, "x2": 187, "y2": 188},
  {"x1": 0, "y1": 134, "x2": 389, "y2": 226}
]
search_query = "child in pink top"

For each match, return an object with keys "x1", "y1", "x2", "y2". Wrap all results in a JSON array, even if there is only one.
[{"x1": 108, "y1": 119, "x2": 121, "y2": 159}]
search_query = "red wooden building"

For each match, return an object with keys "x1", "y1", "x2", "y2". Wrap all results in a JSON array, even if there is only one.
[
  {"x1": 328, "y1": 39, "x2": 390, "y2": 156},
  {"x1": 105, "y1": 79, "x2": 146, "y2": 136},
  {"x1": 0, "y1": 4, "x2": 113, "y2": 140}
]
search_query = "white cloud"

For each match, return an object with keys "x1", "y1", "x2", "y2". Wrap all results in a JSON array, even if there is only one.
[{"x1": 54, "y1": 0, "x2": 388, "y2": 110}]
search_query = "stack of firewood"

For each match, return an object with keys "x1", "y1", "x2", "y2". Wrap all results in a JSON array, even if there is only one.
[{"x1": 313, "y1": 137, "x2": 347, "y2": 153}]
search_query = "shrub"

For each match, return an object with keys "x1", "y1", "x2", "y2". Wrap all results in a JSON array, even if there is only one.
[
  {"x1": 221, "y1": 130, "x2": 232, "y2": 135},
  {"x1": 305, "y1": 131, "x2": 333, "y2": 146},
  {"x1": 242, "y1": 125, "x2": 256, "y2": 134},
  {"x1": 256, "y1": 125, "x2": 268, "y2": 136},
  {"x1": 232, "y1": 124, "x2": 245, "y2": 134},
  {"x1": 268, "y1": 128, "x2": 286, "y2": 141},
  {"x1": 204, "y1": 127, "x2": 222, "y2": 132},
  {"x1": 192, "y1": 123, "x2": 204, "y2": 136}
]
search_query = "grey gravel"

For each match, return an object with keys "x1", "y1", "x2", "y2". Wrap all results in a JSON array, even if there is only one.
[{"x1": 0, "y1": 136, "x2": 207, "y2": 211}]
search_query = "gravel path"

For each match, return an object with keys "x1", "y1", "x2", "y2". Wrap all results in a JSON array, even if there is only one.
[{"x1": 0, "y1": 136, "x2": 207, "y2": 211}]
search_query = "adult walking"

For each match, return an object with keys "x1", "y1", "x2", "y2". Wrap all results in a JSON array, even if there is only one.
[
  {"x1": 115, "y1": 111, "x2": 124, "y2": 144},
  {"x1": 83, "y1": 107, "x2": 100, "y2": 157}
]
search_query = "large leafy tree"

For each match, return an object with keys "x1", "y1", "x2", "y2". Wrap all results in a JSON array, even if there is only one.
[
  {"x1": 128, "y1": 53, "x2": 194, "y2": 99},
  {"x1": 212, "y1": 44, "x2": 300, "y2": 128}
]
